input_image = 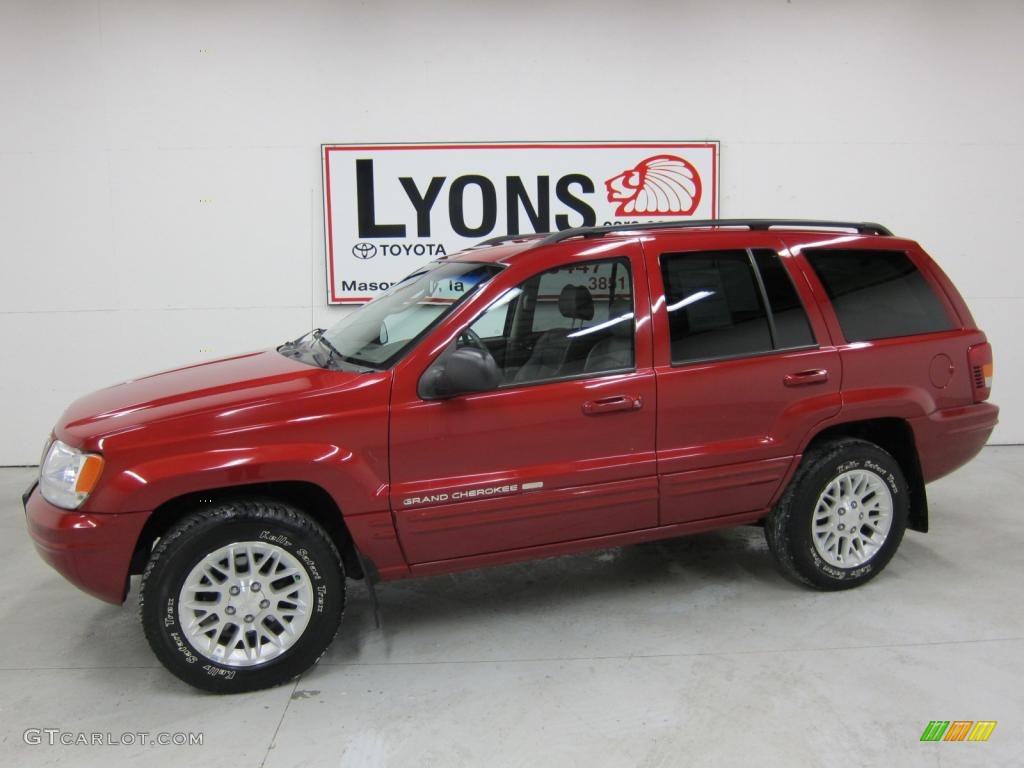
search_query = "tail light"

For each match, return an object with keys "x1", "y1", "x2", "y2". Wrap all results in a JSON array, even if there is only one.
[{"x1": 968, "y1": 342, "x2": 993, "y2": 402}]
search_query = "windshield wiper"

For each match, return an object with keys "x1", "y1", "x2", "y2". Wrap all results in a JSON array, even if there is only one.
[
  {"x1": 279, "y1": 328, "x2": 325, "y2": 350},
  {"x1": 277, "y1": 328, "x2": 375, "y2": 372},
  {"x1": 315, "y1": 333, "x2": 343, "y2": 364},
  {"x1": 314, "y1": 334, "x2": 377, "y2": 373}
]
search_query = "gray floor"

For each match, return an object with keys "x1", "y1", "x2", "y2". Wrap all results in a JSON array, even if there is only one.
[{"x1": 1, "y1": 448, "x2": 1021, "y2": 767}]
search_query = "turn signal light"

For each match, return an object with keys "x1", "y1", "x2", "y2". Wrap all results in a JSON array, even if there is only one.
[{"x1": 75, "y1": 454, "x2": 105, "y2": 494}]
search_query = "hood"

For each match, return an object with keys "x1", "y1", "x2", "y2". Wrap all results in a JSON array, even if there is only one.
[{"x1": 58, "y1": 350, "x2": 362, "y2": 447}]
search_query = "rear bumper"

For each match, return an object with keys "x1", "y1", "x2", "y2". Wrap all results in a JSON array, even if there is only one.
[
  {"x1": 911, "y1": 402, "x2": 999, "y2": 483},
  {"x1": 23, "y1": 483, "x2": 149, "y2": 605}
]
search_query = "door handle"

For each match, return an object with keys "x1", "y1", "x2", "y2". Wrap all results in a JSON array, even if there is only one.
[
  {"x1": 582, "y1": 395, "x2": 643, "y2": 415},
  {"x1": 783, "y1": 369, "x2": 829, "y2": 387}
]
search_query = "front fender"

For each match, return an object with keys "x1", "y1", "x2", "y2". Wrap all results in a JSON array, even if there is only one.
[{"x1": 83, "y1": 442, "x2": 389, "y2": 516}]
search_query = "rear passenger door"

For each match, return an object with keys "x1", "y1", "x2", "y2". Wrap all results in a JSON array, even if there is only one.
[{"x1": 646, "y1": 234, "x2": 842, "y2": 525}]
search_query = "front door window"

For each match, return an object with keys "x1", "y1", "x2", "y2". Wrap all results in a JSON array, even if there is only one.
[{"x1": 467, "y1": 257, "x2": 636, "y2": 385}]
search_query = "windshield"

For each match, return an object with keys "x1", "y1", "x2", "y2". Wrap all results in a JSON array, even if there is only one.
[{"x1": 318, "y1": 260, "x2": 502, "y2": 369}]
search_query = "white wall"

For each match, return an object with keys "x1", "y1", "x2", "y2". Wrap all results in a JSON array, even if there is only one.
[{"x1": 1, "y1": 0, "x2": 1021, "y2": 464}]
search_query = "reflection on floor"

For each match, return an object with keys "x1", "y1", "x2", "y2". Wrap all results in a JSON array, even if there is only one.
[{"x1": 1, "y1": 447, "x2": 1021, "y2": 766}]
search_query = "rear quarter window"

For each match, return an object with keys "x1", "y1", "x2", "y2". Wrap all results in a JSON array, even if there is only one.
[{"x1": 804, "y1": 249, "x2": 955, "y2": 341}]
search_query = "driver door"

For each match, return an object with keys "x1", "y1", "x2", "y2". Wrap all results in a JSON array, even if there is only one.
[{"x1": 388, "y1": 248, "x2": 658, "y2": 566}]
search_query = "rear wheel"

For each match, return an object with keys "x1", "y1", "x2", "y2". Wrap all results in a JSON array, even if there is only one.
[
  {"x1": 140, "y1": 500, "x2": 344, "y2": 693},
  {"x1": 765, "y1": 438, "x2": 909, "y2": 590}
]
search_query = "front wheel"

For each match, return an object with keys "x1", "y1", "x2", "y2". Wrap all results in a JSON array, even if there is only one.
[
  {"x1": 140, "y1": 500, "x2": 345, "y2": 693},
  {"x1": 765, "y1": 438, "x2": 909, "y2": 590}
]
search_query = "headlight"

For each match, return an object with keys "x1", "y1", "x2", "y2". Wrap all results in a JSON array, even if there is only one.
[{"x1": 39, "y1": 439, "x2": 105, "y2": 510}]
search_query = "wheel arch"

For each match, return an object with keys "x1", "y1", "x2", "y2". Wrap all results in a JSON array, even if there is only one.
[
  {"x1": 803, "y1": 417, "x2": 928, "y2": 532},
  {"x1": 128, "y1": 481, "x2": 365, "y2": 581}
]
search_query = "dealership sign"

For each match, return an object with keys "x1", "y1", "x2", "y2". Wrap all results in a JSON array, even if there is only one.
[{"x1": 322, "y1": 142, "x2": 719, "y2": 303}]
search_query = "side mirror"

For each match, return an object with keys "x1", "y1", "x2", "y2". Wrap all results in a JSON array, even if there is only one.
[{"x1": 419, "y1": 347, "x2": 500, "y2": 399}]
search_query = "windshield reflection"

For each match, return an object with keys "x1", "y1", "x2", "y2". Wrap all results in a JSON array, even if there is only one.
[{"x1": 318, "y1": 261, "x2": 502, "y2": 369}]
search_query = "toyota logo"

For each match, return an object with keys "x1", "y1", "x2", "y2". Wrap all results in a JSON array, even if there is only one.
[{"x1": 352, "y1": 242, "x2": 377, "y2": 260}]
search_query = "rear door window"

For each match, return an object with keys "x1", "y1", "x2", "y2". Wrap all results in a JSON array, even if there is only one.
[
  {"x1": 660, "y1": 249, "x2": 815, "y2": 364},
  {"x1": 752, "y1": 249, "x2": 815, "y2": 349},
  {"x1": 804, "y1": 249, "x2": 954, "y2": 341}
]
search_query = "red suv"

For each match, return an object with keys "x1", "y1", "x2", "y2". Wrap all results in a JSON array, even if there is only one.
[{"x1": 24, "y1": 219, "x2": 997, "y2": 692}]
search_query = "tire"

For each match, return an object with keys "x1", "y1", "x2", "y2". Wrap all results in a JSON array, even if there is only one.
[
  {"x1": 140, "y1": 500, "x2": 345, "y2": 693},
  {"x1": 765, "y1": 438, "x2": 909, "y2": 590}
]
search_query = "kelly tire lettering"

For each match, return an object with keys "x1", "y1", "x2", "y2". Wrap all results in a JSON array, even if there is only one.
[
  {"x1": 765, "y1": 438, "x2": 910, "y2": 591},
  {"x1": 139, "y1": 500, "x2": 345, "y2": 694}
]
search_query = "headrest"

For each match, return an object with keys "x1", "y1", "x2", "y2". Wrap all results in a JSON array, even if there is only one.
[
  {"x1": 608, "y1": 299, "x2": 633, "y2": 337},
  {"x1": 558, "y1": 284, "x2": 594, "y2": 321}
]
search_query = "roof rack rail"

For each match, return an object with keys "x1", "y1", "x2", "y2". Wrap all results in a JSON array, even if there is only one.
[
  {"x1": 536, "y1": 219, "x2": 893, "y2": 245},
  {"x1": 472, "y1": 233, "x2": 546, "y2": 248}
]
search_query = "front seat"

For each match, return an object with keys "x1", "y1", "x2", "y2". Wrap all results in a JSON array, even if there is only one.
[
  {"x1": 584, "y1": 299, "x2": 634, "y2": 373},
  {"x1": 514, "y1": 284, "x2": 594, "y2": 383}
]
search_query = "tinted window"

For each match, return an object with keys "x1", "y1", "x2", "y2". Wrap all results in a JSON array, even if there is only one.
[
  {"x1": 469, "y1": 258, "x2": 635, "y2": 384},
  {"x1": 805, "y1": 249, "x2": 954, "y2": 341},
  {"x1": 661, "y1": 250, "x2": 772, "y2": 363},
  {"x1": 752, "y1": 249, "x2": 815, "y2": 348}
]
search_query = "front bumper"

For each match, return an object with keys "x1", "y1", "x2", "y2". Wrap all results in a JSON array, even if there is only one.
[{"x1": 23, "y1": 482, "x2": 149, "y2": 604}]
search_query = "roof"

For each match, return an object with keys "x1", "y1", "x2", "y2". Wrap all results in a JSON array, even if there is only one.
[{"x1": 448, "y1": 219, "x2": 895, "y2": 264}]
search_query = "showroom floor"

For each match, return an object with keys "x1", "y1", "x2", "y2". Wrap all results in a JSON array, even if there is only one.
[{"x1": 1, "y1": 448, "x2": 1021, "y2": 767}]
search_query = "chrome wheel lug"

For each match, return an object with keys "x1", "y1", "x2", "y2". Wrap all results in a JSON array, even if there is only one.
[
  {"x1": 244, "y1": 614, "x2": 255, "y2": 624},
  {"x1": 225, "y1": 606, "x2": 236, "y2": 615},
  {"x1": 251, "y1": 582, "x2": 261, "y2": 592},
  {"x1": 259, "y1": 599, "x2": 270, "y2": 609},
  {"x1": 229, "y1": 585, "x2": 240, "y2": 596},
  {"x1": 838, "y1": 523, "x2": 845, "y2": 531}
]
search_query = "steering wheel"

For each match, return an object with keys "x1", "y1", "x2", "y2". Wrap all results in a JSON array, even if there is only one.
[
  {"x1": 457, "y1": 327, "x2": 490, "y2": 354},
  {"x1": 456, "y1": 327, "x2": 501, "y2": 371}
]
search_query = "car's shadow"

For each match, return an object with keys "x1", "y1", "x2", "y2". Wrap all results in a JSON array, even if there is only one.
[
  {"x1": 68, "y1": 523, "x2": 936, "y2": 681},
  {"x1": 325, "y1": 525, "x2": 794, "y2": 661}
]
